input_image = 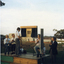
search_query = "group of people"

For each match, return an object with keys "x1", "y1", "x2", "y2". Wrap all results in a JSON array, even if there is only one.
[
  {"x1": 4, "y1": 27, "x2": 21, "y2": 56},
  {"x1": 34, "y1": 35, "x2": 58, "y2": 64},
  {"x1": 4, "y1": 27, "x2": 58, "y2": 64},
  {"x1": 4, "y1": 34, "x2": 16, "y2": 55}
]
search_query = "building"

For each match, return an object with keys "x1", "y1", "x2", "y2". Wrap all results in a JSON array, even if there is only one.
[
  {"x1": 20, "y1": 26, "x2": 38, "y2": 41},
  {"x1": 9, "y1": 33, "x2": 15, "y2": 39}
]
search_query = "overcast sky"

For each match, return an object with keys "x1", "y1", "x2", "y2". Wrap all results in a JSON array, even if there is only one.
[{"x1": 0, "y1": 0, "x2": 64, "y2": 36}]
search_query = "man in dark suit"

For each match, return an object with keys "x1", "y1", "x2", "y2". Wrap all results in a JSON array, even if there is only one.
[{"x1": 49, "y1": 37, "x2": 58, "y2": 64}]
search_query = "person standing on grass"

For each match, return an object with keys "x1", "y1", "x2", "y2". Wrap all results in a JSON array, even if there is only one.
[
  {"x1": 49, "y1": 37, "x2": 58, "y2": 64},
  {"x1": 4, "y1": 35, "x2": 10, "y2": 55},
  {"x1": 15, "y1": 27, "x2": 21, "y2": 55}
]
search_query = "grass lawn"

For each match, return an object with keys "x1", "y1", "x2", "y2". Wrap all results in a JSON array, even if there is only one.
[{"x1": 43, "y1": 51, "x2": 64, "y2": 64}]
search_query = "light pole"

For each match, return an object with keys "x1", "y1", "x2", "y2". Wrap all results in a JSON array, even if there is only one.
[{"x1": 0, "y1": 0, "x2": 5, "y2": 6}]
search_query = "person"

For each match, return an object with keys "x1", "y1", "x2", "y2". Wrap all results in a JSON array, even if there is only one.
[
  {"x1": 43, "y1": 46, "x2": 46, "y2": 55},
  {"x1": 4, "y1": 35, "x2": 10, "y2": 55},
  {"x1": 11, "y1": 34, "x2": 16, "y2": 54},
  {"x1": 49, "y1": 37, "x2": 58, "y2": 64},
  {"x1": 34, "y1": 34, "x2": 41, "y2": 57},
  {"x1": 15, "y1": 27, "x2": 21, "y2": 55},
  {"x1": 20, "y1": 48, "x2": 27, "y2": 54}
]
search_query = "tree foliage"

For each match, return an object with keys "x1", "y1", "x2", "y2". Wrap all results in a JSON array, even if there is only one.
[
  {"x1": 54, "y1": 29, "x2": 64, "y2": 38},
  {"x1": 0, "y1": 35, "x2": 5, "y2": 44}
]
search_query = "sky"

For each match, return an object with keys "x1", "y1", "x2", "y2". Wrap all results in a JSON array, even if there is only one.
[{"x1": 0, "y1": 0, "x2": 64, "y2": 36}]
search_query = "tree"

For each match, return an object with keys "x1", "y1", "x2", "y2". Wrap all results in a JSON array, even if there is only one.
[
  {"x1": 53, "y1": 29, "x2": 64, "y2": 39},
  {"x1": 0, "y1": 35, "x2": 5, "y2": 45}
]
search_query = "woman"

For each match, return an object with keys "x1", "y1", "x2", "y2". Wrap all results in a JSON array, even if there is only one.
[
  {"x1": 11, "y1": 34, "x2": 16, "y2": 54},
  {"x1": 34, "y1": 34, "x2": 41, "y2": 57}
]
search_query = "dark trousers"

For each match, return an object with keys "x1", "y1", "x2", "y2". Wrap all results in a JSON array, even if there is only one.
[
  {"x1": 5, "y1": 44, "x2": 10, "y2": 55},
  {"x1": 15, "y1": 39, "x2": 20, "y2": 55},
  {"x1": 50, "y1": 51, "x2": 56, "y2": 64},
  {"x1": 11, "y1": 44, "x2": 16, "y2": 52}
]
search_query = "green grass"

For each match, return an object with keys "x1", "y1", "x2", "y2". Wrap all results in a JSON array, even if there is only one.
[{"x1": 43, "y1": 51, "x2": 64, "y2": 64}]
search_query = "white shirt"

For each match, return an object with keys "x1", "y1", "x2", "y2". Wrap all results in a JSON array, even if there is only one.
[
  {"x1": 52, "y1": 41, "x2": 54, "y2": 44},
  {"x1": 43, "y1": 47, "x2": 46, "y2": 54},
  {"x1": 4, "y1": 38, "x2": 10, "y2": 44},
  {"x1": 15, "y1": 31, "x2": 21, "y2": 39},
  {"x1": 11, "y1": 38, "x2": 15, "y2": 42},
  {"x1": 20, "y1": 48, "x2": 24, "y2": 52},
  {"x1": 11, "y1": 37, "x2": 16, "y2": 44},
  {"x1": 35, "y1": 38, "x2": 40, "y2": 46}
]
